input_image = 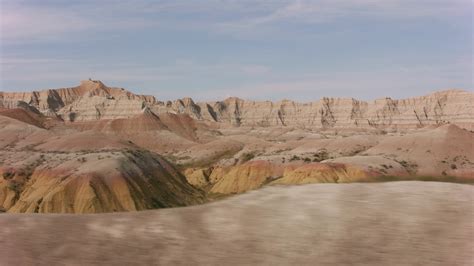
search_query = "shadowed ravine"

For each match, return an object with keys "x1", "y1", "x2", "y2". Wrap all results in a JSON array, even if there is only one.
[{"x1": 1, "y1": 181, "x2": 472, "y2": 265}]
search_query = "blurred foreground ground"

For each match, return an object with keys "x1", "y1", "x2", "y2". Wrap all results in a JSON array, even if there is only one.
[{"x1": 0, "y1": 181, "x2": 472, "y2": 265}]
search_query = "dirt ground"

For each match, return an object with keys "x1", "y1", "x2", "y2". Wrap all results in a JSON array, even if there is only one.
[{"x1": 0, "y1": 181, "x2": 472, "y2": 265}]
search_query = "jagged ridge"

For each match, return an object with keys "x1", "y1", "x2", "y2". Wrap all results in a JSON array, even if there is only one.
[{"x1": 1, "y1": 81, "x2": 472, "y2": 130}]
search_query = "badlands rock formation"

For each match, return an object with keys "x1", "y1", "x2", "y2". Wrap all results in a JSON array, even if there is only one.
[
  {"x1": 177, "y1": 123, "x2": 473, "y2": 195},
  {"x1": 157, "y1": 89, "x2": 474, "y2": 130},
  {"x1": 0, "y1": 80, "x2": 473, "y2": 212},
  {"x1": 271, "y1": 162, "x2": 378, "y2": 185},
  {"x1": 1, "y1": 182, "x2": 473, "y2": 265},
  {"x1": 0, "y1": 115, "x2": 204, "y2": 213},
  {"x1": 0, "y1": 80, "x2": 156, "y2": 121},
  {"x1": 1, "y1": 80, "x2": 473, "y2": 130},
  {"x1": 209, "y1": 160, "x2": 299, "y2": 194}
]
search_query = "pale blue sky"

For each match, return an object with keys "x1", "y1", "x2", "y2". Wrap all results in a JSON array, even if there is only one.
[{"x1": 0, "y1": 0, "x2": 472, "y2": 101}]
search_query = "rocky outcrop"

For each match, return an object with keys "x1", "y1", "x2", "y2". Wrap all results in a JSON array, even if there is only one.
[
  {"x1": 271, "y1": 162, "x2": 377, "y2": 185},
  {"x1": 182, "y1": 161, "x2": 304, "y2": 194},
  {"x1": 203, "y1": 160, "x2": 377, "y2": 194},
  {"x1": 0, "y1": 80, "x2": 156, "y2": 121},
  {"x1": 0, "y1": 107, "x2": 49, "y2": 129},
  {"x1": 155, "y1": 89, "x2": 474, "y2": 130},
  {"x1": 209, "y1": 160, "x2": 282, "y2": 194},
  {"x1": 1, "y1": 81, "x2": 472, "y2": 130},
  {"x1": 0, "y1": 116, "x2": 204, "y2": 213},
  {"x1": 2, "y1": 82, "x2": 472, "y2": 154},
  {"x1": 59, "y1": 96, "x2": 147, "y2": 122},
  {"x1": 183, "y1": 167, "x2": 213, "y2": 188},
  {"x1": 0, "y1": 150, "x2": 204, "y2": 213}
]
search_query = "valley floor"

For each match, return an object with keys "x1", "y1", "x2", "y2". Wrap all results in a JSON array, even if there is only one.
[{"x1": 1, "y1": 181, "x2": 472, "y2": 265}]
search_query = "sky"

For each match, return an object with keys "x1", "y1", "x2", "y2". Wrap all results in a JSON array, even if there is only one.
[{"x1": 0, "y1": 0, "x2": 472, "y2": 101}]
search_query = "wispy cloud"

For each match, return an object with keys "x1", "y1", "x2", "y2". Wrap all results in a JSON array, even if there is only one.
[
  {"x1": 216, "y1": 0, "x2": 471, "y2": 36},
  {"x1": 0, "y1": 2, "x2": 160, "y2": 43},
  {"x1": 1, "y1": 0, "x2": 470, "y2": 42},
  {"x1": 0, "y1": 0, "x2": 471, "y2": 100},
  {"x1": 191, "y1": 60, "x2": 473, "y2": 101},
  {"x1": 1, "y1": 6, "x2": 91, "y2": 42}
]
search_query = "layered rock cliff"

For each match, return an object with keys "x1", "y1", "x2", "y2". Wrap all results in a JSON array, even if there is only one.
[
  {"x1": 1, "y1": 80, "x2": 472, "y2": 130},
  {"x1": 0, "y1": 80, "x2": 156, "y2": 122},
  {"x1": 160, "y1": 89, "x2": 473, "y2": 130}
]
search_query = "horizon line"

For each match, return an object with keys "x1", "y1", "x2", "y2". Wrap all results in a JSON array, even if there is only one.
[{"x1": 1, "y1": 79, "x2": 472, "y2": 103}]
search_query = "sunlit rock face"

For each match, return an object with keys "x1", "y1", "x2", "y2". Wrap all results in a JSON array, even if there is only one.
[
  {"x1": 2, "y1": 81, "x2": 472, "y2": 130},
  {"x1": 0, "y1": 80, "x2": 156, "y2": 121},
  {"x1": 157, "y1": 89, "x2": 473, "y2": 130}
]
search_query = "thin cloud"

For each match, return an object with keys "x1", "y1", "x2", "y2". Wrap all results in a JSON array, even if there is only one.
[
  {"x1": 216, "y1": 0, "x2": 471, "y2": 34},
  {"x1": 189, "y1": 61, "x2": 473, "y2": 102},
  {"x1": 1, "y1": 6, "x2": 92, "y2": 42},
  {"x1": 0, "y1": 3, "x2": 159, "y2": 43},
  {"x1": 2, "y1": 0, "x2": 470, "y2": 42}
]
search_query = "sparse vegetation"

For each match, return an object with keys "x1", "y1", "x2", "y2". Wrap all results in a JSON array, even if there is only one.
[
  {"x1": 396, "y1": 159, "x2": 418, "y2": 175},
  {"x1": 347, "y1": 145, "x2": 368, "y2": 156},
  {"x1": 289, "y1": 155, "x2": 300, "y2": 162},
  {"x1": 312, "y1": 149, "x2": 329, "y2": 162},
  {"x1": 7, "y1": 181, "x2": 21, "y2": 192},
  {"x1": 2, "y1": 171, "x2": 14, "y2": 180},
  {"x1": 240, "y1": 152, "x2": 255, "y2": 163}
]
